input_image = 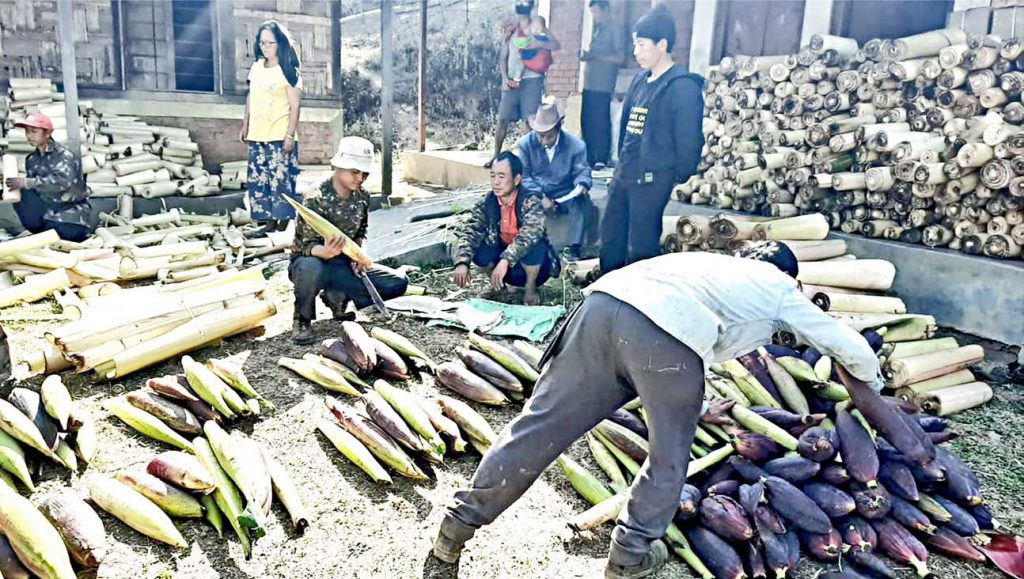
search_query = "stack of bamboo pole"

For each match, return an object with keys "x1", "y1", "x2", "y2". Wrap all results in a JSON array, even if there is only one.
[
  {"x1": 1, "y1": 78, "x2": 228, "y2": 204},
  {"x1": 220, "y1": 160, "x2": 248, "y2": 191},
  {"x1": 679, "y1": 28, "x2": 1024, "y2": 260},
  {"x1": 26, "y1": 265, "x2": 276, "y2": 380},
  {"x1": 0, "y1": 209, "x2": 288, "y2": 314}
]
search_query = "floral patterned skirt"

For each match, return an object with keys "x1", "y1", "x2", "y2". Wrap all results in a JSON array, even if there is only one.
[{"x1": 247, "y1": 141, "x2": 300, "y2": 220}]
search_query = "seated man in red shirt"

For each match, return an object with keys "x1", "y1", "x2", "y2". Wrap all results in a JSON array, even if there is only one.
[{"x1": 451, "y1": 152, "x2": 560, "y2": 305}]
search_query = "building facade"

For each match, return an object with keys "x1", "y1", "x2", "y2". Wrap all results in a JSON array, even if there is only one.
[{"x1": 0, "y1": 0, "x2": 344, "y2": 165}]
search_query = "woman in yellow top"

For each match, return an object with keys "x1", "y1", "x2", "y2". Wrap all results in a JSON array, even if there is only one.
[{"x1": 240, "y1": 20, "x2": 303, "y2": 234}]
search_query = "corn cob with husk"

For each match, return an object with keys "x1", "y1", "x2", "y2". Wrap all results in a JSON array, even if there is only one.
[
  {"x1": 282, "y1": 195, "x2": 372, "y2": 267},
  {"x1": 85, "y1": 475, "x2": 188, "y2": 548},
  {"x1": 370, "y1": 326, "x2": 437, "y2": 371},
  {"x1": 115, "y1": 471, "x2": 204, "y2": 518},
  {"x1": 586, "y1": 433, "x2": 628, "y2": 492},
  {"x1": 466, "y1": 332, "x2": 539, "y2": 384},
  {"x1": 105, "y1": 397, "x2": 195, "y2": 452},
  {"x1": 0, "y1": 478, "x2": 78, "y2": 579},
  {"x1": 193, "y1": 437, "x2": 252, "y2": 558},
  {"x1": 263, "y1": 450, "x2": 310, "y2": 533},
  {"x1": 324, "y1": 397, "x2": 428, "y2": 480},
  {"x1": 318, "y1": 418, "x2": 392, "y2": 484},
  {"x1": 278, "y1": 356, "x2": 362, "y2": 397},
  {"x1": 557, "y1": 454, "x2": 614, "y2": 505},
  {"x1": 206, "y1": 356, "x2": 271, "y2": 407},
  {"x1": 374, "y1": 381, "x2": 445, "y2": 460},
  {"x1": 203, "y1": 422, "x2": 268, "y2": 538},
  {"x1": 0, "y1": 428, "x2": 34, "y2": 491}
]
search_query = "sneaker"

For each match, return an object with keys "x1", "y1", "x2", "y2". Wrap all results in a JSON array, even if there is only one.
[
  {"x1": 561, "y1": 245, "x2": 582, "y2": 261},
  {"x1": 291, "y1": 319, "x2": 315, "y2": 346},
  {"x1": 593, "y1": 162, "x2": 607, "y2": 170},
  {"x1": 432, "y1": 531, "x2": 466, "y2": 564},
  {"x1": 321, "y1": 290, "x2": 355, "y2": 321},
  {"x1": 605, "y1": 540, "x2": 668, "y2": 579}
]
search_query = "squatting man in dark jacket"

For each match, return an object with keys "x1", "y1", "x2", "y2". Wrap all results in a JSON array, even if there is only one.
[
  {"x1": 3, "y1": 113, "x2": 94, "y2": 242},
  {"x1": 289, "y1": 136, "x2": 408, "y2": 345},
  {"x1": 432, "y1": 242, "x2": 885, "y2": 579},
  {"x1": 451, "y1": 151, "x2": 560, "y2": 305}
]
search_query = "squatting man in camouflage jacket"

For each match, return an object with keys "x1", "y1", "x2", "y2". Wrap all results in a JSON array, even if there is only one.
[
  {"x1": 3, "y1": 113, "x2": 94, "y2": 242},
  {"x1": 289, "y1": 136, "x2": 408, "y2": 346},
  {"x1": 451, "y1": 151, "x2": 560, "y2": 305}
]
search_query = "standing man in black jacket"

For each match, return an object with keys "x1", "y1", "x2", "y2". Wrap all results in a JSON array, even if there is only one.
[{"x1": 598, "y1": 4, "x2": 704, "y2": 274}]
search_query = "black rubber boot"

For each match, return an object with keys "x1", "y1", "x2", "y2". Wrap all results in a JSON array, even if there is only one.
[
  {"x1": 604, "y1": 539, "x2": 668, "y2": 579},
  {"x1": 291, "y1": 318, "x2": 315, "y2": 346},
  {"x1": 432, "y1": 516, "x2": 475, "y2": 564}
]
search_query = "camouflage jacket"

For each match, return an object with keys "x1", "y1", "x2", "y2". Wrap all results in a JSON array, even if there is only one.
[
  {"x1": 453, "y1": 189, "x2": 560, "y2": 275},
  {"x1": 293, "y1": 179, "x2": 370, "y2": 259},
  {"x1": 26, "y1": 139, "x2": 92, "y2": 226}
]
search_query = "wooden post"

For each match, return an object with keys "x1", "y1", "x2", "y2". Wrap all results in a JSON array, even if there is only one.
[
  {"x1": 418, "y1": 0, "x2": 427, "y2": 152},
  {"x1": 332, "y1": 0, "x2": 343, "y2": 98},
  {"x1": 689, "y1": 0, "x2": 720, "y2": 74},
  {"x1": 56, "y1": 0, "x2": 81, "y2": 155},
  {"x1": 381, "y1": 0, "x2": 394, "y2": 198}
]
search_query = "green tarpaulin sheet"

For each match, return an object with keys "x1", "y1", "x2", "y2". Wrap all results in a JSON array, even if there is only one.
[{"x1": 427, "y1": 298, "x2": 566, "y2": 342}]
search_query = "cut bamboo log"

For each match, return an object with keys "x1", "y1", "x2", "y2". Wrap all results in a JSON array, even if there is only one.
[
  {"x1": 752, "y1": 213, "x2": 830, "y2": 240},
  {"x1": 0, "y1": 230, "x2": 59, "y2": 259},
  {"x1": 0, "y1": 268, "x2": 71, "y2": 308},
  {"x1": 885, "y1": 344, "x2": 985, "y2": 387},
  {"x1": 812, "y1": 292, "x2": 907, "y2": 314},
  {"x1": 796, "y1": 259, "x2": 897, "y2": 290},
  {"x1": 894, "y1": 368, "x2": 976, "y2": 401},
  {"x1": 917, "y1": 382, "x2": 992, "y2": 416},
  {"x1": 888, "y1": 337, "x2": 960, "y2": 360},
  {"x1": 785, "y1": 239, "x2": 848, "y2": 261},
  {"x1": 20, "y1": 345, "x2": 73, "y2": 375}
]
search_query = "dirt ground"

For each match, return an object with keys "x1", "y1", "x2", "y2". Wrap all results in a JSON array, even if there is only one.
[{"x1": 3, "y1": 265, "x2": 1023, "y2": 579}]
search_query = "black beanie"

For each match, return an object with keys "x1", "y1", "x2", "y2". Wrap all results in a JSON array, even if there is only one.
[{"x1": 633, "y1": 4, "x2": 676, "y2": 52}]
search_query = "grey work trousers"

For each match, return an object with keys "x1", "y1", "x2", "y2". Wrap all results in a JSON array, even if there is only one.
[
  {"x1": 548, "y1": 194, "x2": 589, "y2": 249},
  {"x1": 443, "y1": 291, "x2": 705, "y2": 566}
]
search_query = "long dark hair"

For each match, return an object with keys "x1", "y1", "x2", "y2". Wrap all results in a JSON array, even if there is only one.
[{"x1": 254, "y1": 20, "x2": 301, "y2": 87}]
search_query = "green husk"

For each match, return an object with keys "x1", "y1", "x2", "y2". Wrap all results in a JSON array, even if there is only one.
[
  {"x1": 369, "y1": 327, "x2": 437, "y2": 370},
  {"x1": 722, "y1": 359, "x2": 780, "y2": 408},
  {"x1": 593, "y1": 430, "x2": 641, "y2": 477},
  {"x1": 586, "y1": 433, "x2": 628, "y2": 493},
  {"x1": 200, "y1": 493, "x2": 224, "y2": 536},
  {"x1": 759, "y1": 348, "x2": 810, "y2": 414},
  {"x1": 556, "y1": 455, "x2": 614, "y2": 506},
  {"x1": 466, "y1": 332, "x2": 539, "y2": 383},
  {"x1": 730, "y1": 405, "x2": 799, "y2": 450},
  {"x1": 0, "y1": 428, "x2": 34, "y2": 491},
  {"x1": 193, "y1": 437, "x2": 251, "y2": 558},
  {"x1": 105, "y1": 398, "x2": 194, "y2": 452}
]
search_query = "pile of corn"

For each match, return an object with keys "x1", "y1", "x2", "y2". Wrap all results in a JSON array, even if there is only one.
[
  {"x1": 278, "y1": 322, "x2": 500, "y2": 483},
  {"x1": 563, "y1": 353, "x2": 1003, "y2": 579},
  {"x1": 0, "y1": 78, "x2": 232, "y2": 202},
  {"x1": 678, "y1": 28, "x2": 1024, "y2": 260},
  {"x1": 0, "y1": 375, "x2": 96, "y2": 492}
]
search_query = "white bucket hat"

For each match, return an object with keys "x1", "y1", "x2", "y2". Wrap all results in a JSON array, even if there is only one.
[{"x1": 330, "y1": 136, "x2": 376, "y2": 173}]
